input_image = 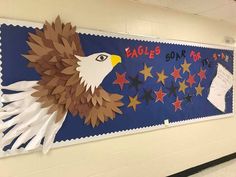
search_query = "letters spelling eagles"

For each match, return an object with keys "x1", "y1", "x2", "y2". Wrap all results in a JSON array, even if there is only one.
[{"x1": 125, "y1": 46, "x2": 161, "y2": 59}]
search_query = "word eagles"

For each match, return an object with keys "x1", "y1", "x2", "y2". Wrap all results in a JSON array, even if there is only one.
[{"x1": 125, "y1": 45, "x2": 160, "y2": 59}]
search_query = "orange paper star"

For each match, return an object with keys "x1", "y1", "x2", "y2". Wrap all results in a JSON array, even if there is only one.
[
  {"x1": 172, "y1": 97, "x2": 182, "y2": 112},
  {"x1": 198, "y1": 68, "x2": 206, "y2": 81},
  {"x1": 154, "y1": 87, "x2": 166, "y2": 103},
  {"x1": 171, "y1": 66, "x2": 182, "y2": 82},
  {"x1": 113, "y1": 72, "x2": 129, "y2": 90},
  {"x1": 186, "y1": 73, "x2": 196, "y2": 87}
]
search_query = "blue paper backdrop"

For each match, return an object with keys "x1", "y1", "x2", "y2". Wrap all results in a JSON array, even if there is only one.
[{"x1": 0, "y1": 24, "x2": 233, "y2": 145}]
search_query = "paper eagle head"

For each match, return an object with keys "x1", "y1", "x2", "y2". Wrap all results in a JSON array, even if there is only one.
[
  {"x1": 76, "y1": 52, "x2": 121, "y2": 93},
  {"x1": 0, "y1": 16, "x2": 124, "y2": 153}
]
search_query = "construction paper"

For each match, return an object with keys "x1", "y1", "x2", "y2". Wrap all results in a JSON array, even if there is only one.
[
  {"x1": 0, "y1": 17, "x2": 234, "y2": 157},
  {"x1": 208, "y1": 64, "x2": 233, "y2": 112}
]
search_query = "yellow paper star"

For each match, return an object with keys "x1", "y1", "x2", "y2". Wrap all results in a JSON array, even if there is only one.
[
  {"x1": 128, "y1": 95, "x2": 141, "y2": 111},
  {"x1": 156, "y1": 69, "x2": 168, "y2": 85},
  {"x1": 181, "y1": 59, "x2": 191, "y2": 73},
  {"x1": 140, "y1": 64, "x2": 153, "y2": 81},
  {"x1": 179, "y1": 80, "x2": 188, "y2": 94},
  {"x1": 195, "y1": 83, "x2": 204, "y2": 96}
]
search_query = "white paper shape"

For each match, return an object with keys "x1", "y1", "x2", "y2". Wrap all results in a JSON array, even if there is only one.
[
  {"x1": 75, "y1": 53, "x2": 114, "y2": 93},
  {"x1": 0, "y1": 80, "x2": 67, "y2": 153},
  {"x1": 164, "y1": 119, "x2": 169, "y2": 126},
  {"x1": 207, "y1": 64, "x2": 233, "y2": 112}
]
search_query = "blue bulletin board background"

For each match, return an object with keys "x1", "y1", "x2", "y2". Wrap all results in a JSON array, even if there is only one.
[{"x1": 0, "y1": 20, "x2": 234, "y2": 150}]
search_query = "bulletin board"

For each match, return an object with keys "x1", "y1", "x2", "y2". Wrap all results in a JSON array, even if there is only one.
[{"x1": 0, "y1": 17, "x2": 234, "y2": 157}]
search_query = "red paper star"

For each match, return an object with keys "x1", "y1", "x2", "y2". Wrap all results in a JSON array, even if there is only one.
[
  {"x1": 113, "y1": 72, "x2": 129, "y2": 90},
  {"x1": 171, "y1": 66, "x2": 182, "y2": 82},
  {"x1": 186, "y1": 73, "x2": 196, "y2": 87},
  {"x1": 154, "y1": 87, "x2": 166, "y2": 103},
  {"x1": 198, "y1": 68, "x2": 206, "y2": 81},
  {"x1": 172, "y1": 97, "x2": 182, "y2": 112}
]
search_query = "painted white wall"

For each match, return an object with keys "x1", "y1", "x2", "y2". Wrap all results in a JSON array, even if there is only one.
[{"x1": 0, "y1": 0, "x2": 236, "y2": 176}]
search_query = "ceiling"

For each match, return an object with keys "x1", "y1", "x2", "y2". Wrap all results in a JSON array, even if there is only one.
[{"x1": 132, "y1": 0, "x2": 236, "y2": 26}]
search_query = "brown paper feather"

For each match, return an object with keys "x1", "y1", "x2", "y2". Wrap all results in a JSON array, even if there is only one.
[{"x1": 23, "y1": 16, "x2": 123, "y2": 126}]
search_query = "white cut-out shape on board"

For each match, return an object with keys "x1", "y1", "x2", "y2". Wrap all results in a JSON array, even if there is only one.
[
  {"x1": 207, "y1": 64, "x2": 233, "y2": 112},
  {"x1": 0, "y1": 81, "x2": 67, "y2": 153},
  {"x1": 75, "y1": 52, "x2": 121, "y2": 93},
  {"x1": 164, "y1": 119, "x2": 169, "y2": 126}
]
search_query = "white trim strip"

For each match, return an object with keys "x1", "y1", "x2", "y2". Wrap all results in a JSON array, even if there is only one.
[{"x1": 0, "y1": 23, "x2": 4, "y2": 156}]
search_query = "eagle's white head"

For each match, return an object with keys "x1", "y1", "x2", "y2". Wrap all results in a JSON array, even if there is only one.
[{"x1": 75, "y1": 52, "x2": 121, "y2": 93}]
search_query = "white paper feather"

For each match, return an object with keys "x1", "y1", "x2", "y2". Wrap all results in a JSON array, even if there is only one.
[{"x1": 0, "y1": 80, "x2": 67, "y2": 153}]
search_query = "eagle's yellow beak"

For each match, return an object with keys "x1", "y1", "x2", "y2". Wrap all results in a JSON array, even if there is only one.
[{"x1": 111, "y1": 55, "x2": 122, "y2": 67}]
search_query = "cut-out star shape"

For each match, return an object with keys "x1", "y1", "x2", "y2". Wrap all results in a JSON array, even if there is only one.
[
  {"x1": 167, "y1": 81, "x2": 178, "y2": 97},
  {"x1": 154, "y1": 87, "x2": 166, "y2": 103},
  {"x1": 184, "y1": 94, "x2": 192, "y2": 103},
  {"x1": 156, "y1": 69, "x2": 168, "y2": 85},
  {"x1": 178, "y1": 80, "x2": 188, "y2": 94},
  {"x1": 181, "y1": 59, "x2": 191, "y2": 73},
  {"x1": 198, "y1": 68, "x2": 206, "y2": 81},
  {"x1": 171, "y1": 66, "x2": 182, "y2": 82},
  {"x1": 141, "y1": 89, "x2": 154, "y2": 104},
  {"x1": 129, "y1": 75, "x2": 143, "y2": 92},
  {"x1": 186, "y1": 73, "x2": 196, "y2": 87},
  {"x1": 113, "y1": 72, "x2": 129, "y2": 90},
  {"x1": 195, "y1": 83, "x2": 204, "y2": 96},
  {"x1": 128, "y1": 95, "x2": 141, "y2": 111},
  {"x1": 139, "y1": 63, "x2": 153, "y2": 81},
  {"x1": 172, "y1": 97, "x2": 182, "y2": 112}
]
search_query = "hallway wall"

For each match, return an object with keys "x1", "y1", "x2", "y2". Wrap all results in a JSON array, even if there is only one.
[{"x1": 0, "y1": 0, "x2": 236, "y2": 176}]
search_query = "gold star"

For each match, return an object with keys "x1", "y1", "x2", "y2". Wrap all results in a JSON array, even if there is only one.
[
  {"x1": 156, "y1": 69, "x2": 168, "y2": 85},
  {"x1": 128, "y1": 95, "x2": 141, "y2": 111},
  {"x1": 181, "y1": 59, "x2": 191, "y2": 73},
  {"x1": 179, "y1": 80, "x2": 188, "y2": 94},
  {"x1": 140, "y1": 63, "x2": 153, "y2": 81},
  {"x1": 195, "y1": 83, "x2": 204, "y2": 96}
]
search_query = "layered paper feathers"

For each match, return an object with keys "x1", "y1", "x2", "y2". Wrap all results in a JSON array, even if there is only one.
[
  {"x1": 23, "y1": 16, "x2": 123, "y2": 127},
  {"x1": 0, "y1": 16, "x2": 123, "y2": 154}
]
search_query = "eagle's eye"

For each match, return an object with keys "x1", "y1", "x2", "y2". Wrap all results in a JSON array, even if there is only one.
[{"x1": 96, "y1": 54, "x2": 108, "y2": 62}]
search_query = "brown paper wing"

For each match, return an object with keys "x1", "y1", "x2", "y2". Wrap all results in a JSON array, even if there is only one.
[
  {"x1": 74, "y1": 87, "x2": 124, "y2": 127},
  {"x1": 23, "y1": 16, "x2": 85, "y2": 122}
]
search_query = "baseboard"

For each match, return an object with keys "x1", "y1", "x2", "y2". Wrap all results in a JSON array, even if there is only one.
[{"x1": 168, "y1": 152, "x2": 236, "y2": 177}]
